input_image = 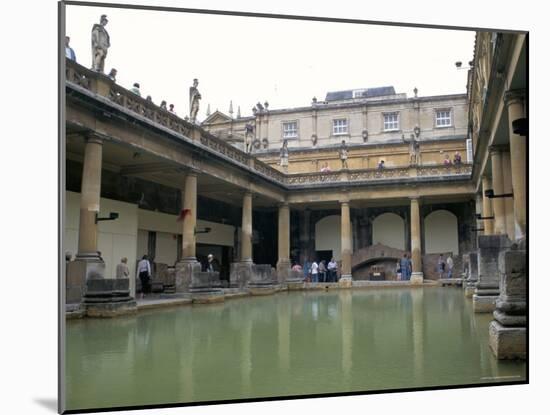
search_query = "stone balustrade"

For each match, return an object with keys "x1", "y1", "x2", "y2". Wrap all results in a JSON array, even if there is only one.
[{"x1": 66, "y1": 59, "x2": 473, "y2": 189}]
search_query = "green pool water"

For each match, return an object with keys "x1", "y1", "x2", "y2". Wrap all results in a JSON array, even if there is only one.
[{"x1": 65, "y1": 288, "x2": 526, "y2": 411}]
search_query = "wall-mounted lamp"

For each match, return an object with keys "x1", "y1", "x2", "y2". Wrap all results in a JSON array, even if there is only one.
[
  {"x1": 195, "y1": 227, "x2": 212, "y2": 235},
  {"x1": 475, "y1": 213, "x2": 495, "y2": 220},
  {"x1": 484, "y1": 189, "x2": 514, "y2": 199},
  {"x1": 95, "y1": 212, "x2": 119, "y2": 224},
  {"x1": 512, "y1": 118, "x2": 527, "y2": 136}
]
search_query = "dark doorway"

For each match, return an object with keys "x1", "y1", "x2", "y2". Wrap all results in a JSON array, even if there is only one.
[{"x1": 316, "y1": 250, "x2": 333, "y2": 264}]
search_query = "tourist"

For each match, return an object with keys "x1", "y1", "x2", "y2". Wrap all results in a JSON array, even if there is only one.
[
  {"x1": 320, "y1": 162, "x2": 332, "y2": 172},
  {"x1": 205, "y1": 254, "x2": 220, "y2": 273},
  {"x1": 160, "y1": 100, "x2": 167, "y2": 110},
  {"x1": 437, "y1": 254, "x2": 446, "y2": 278},
  {"x1": 169, "y1": 104, "x2": 176, "y2": 114},
  {"x1": 116, "y1": 257, "x2": 130, "y2": 279},
  {"x1": 446, "y1": 254, "x2": 454, "y2": 278},
  {"x1": 443, "y1": 154, "x2": 452, "y2": 166},
  {"x1": 400, "y1": 254, "x2": 410, "y2": 281},
  {"x1": 107, "y1": 68, "x2": 117, "y2": 82},
  {"x1": 65, "y1": 36, "x2": 76, "y2": 61},
  {"x1": 396, "y1": 260, "x2": 401, "y2": 280},
  {"x1": 291, "y1": 263, "x2": 302, "y2": 273},
  {"x1": 327, "y1": 257, "x2": 338, "y2": 282},
  {"x1": 304, "y1": 259, "x2": 311, "y2": 282},
  {"x1": 311, "y1": 260, "x2": 319, "y2": 283},
  {"x1": 318, "y1": 260, "x2": 327, "y2": 282},
  {"x1": 131, "y1": 83, "x2": 141, "y2": 96},
  {"x1": 136, "y1": 254, "x2": 152, "y2": 298},
  {"x1": 453, "y1": 151, "x2": 462, "y2": 165},
  {"x1": 146, "y1": 95, "x2": 152, "y2": 102},
  {"x1": 378, "y1": 159, "x2": 385, "y2": 169}
]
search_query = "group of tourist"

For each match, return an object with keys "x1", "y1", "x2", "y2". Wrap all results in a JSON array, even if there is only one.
[
  {"x1": 294, "y1": 258, "x2": 339, "y2": 283},
  {"x1": 396, "y1": 254, "x2": 413, "y2": 280},
  {"x1": 437, "y1": 253, "x2": 454, "y2": 278},
  {"x1": 444, "y1": 151, "x2": 462, "y2": 166}
]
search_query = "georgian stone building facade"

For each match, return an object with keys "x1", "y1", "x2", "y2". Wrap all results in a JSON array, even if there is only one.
[{"x1": 202, "y1": 87, "x2": 471, "y2": 173}]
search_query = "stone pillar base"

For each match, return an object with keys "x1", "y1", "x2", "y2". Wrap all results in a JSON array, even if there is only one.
[
  {"x1": 276, "y1": 259, "x2": 291, "y2": 284},
  {"x1": 472, "y1": 294, "x2": 498, "y2": 312},
  {"x1": 489, "y1": 320, "x2": 526, "y2": 360},
  {"x1": 83, "y1": 278, "x2": 137, "y2": 318},
  {"x1": 464, "y1": 286, "x2": 476, "y2": 298},
  {"x1": 67, "y1": 258, "x2": 106, "y2": 305},
  {"x1": 175, "y1": 258, "x2": 202, "y2": 293},
  {"x1": 230, "y1": 261, "x2": 254, "y2": 289},
  {"x1": 410, "y1": 272, "x2": 424, "y2": 285},
  {"x1": 338, "y1": 275, "x2": 353, "y2": 288},
  {"x1": 191, "y1": 289, "x2": 225, "y2": 304}
]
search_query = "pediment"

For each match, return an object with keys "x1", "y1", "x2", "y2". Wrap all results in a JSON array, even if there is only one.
[{"x1": 202, "y1": 111, "x2": 233, "y2": 124}]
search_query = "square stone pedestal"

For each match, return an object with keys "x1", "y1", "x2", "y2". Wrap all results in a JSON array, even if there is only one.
[
  {"x1": 338, "y1": 275, "x2": 353, "y2": 288},
  {"x1": 410, "y1": 272, "x2": 424, "y2": 285},
  {"x1": 83, "y1": 278, "x2": 137, "y2": 318},
  {"x1": 175, "y1": 259, "x2": 202, "y2": 292},
  {"x1": 66, "y1": 258, "x2": 106, "y2": 305},
  {"x1": 489, "y1": 320, "x2": 526, "y2": 360},
  {"x1": 276, "y1": 260, "x2": 291, "y2": 285},
  {"x1": 230, "y1": 261, "x2": 253, "y2": 289},
  {"x1": 472, "y1": 292, "x2": 498, "y2": 312}
]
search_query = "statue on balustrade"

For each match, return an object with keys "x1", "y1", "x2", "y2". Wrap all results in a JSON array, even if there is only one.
[
  {"x1": 91, "y1": 15, "x2": 110, "y2": 73},
  {"x1": 403, "y1": 129, "x2": 421, "y2": 166},
  {"x1": 339, "y1": 140, "x2": 349, "y2": 169},
  {"x1": 244, "y1": 123, "x2": 254, "y2": 153},
  {"x1": 189, "y1": 78, "x2": 201, "y2": 123}
]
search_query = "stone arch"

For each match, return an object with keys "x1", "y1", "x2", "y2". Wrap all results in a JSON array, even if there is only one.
[
  {"x1": 424, "y1": 210, "x2": 459, "y2": 255},
  {"x1": 315, "y1": 215, "x2": 341, "y2": 260},
  {"x1": 372, "y1": 212, "x2": 405, "y2": 250}
]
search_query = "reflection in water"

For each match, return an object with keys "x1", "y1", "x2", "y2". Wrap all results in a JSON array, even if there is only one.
[{"x1": 66, "y1": 288, "x2": 526, "y2": 410}]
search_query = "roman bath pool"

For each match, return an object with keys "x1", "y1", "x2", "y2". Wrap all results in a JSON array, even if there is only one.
[{"x1": 65, "y1": 287, "x2": 526, "y2": 411}]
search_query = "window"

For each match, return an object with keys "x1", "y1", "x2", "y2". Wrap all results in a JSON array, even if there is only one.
[
  {"x1": 383, "y1": 112, "x2": 399, "y2": 131},
  {"x1": 282, "y1": 121, "x2": 298, "y2": 138},
  {"x1": 353, "y1": 89, "x2": 366, "y2": 98},
  {"x1": 466, "y1": 138, "x2": 473, "y2": 162},
  {"x1": 436, "y1": 109, "x2": 452, "y2": 127},
  {"x1": 333, "y1": 118, "x2": 348, "y2": 135}
]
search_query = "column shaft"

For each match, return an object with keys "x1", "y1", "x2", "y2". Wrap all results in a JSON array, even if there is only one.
[
  {"x1": 410, "y1": 198, "x2": 422, "y2": 275},
  {"x1": 490, "y1": 149, "x2": 506, "y2": 235},
  {"x1": 501, "y1": 151, "x2": 515, "y2": 240},
  {"x1": 77, "y1": 136, "x2": 103, "y2": 257},
  {"x1": 482, "y1": 176, "x2": 494, "y2": 235},
  {"x1": 506, "y1": 93, "x2": 526, "y2": 240},
  {"x1": 277, "y1": 203, "x2": 290, "y2": 263},
  {"x1": 181, "y1": 173, "x2": 197, "y2": 259},
  {"x1": 241, "y1": 192, "x2": 253, "y2": 262},
  {"x1": 340, "y1": 202, "x2": 352, "y2": 278}
]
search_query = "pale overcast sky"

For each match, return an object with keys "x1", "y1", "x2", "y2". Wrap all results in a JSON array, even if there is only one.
[{"x1": 66, "y1": 4, "x2": 475, "y2": 122}]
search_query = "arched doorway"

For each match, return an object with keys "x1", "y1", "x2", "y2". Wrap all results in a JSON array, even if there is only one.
[
  {"x1": 372, "y1": 212, "x2": 405, "y2": 250},
  {"x1": 315, "y1": 215, "x2": 341, "y2": 261},
  {"x1": 424, "y1": 210, "x2": 459, "y2": 255}
]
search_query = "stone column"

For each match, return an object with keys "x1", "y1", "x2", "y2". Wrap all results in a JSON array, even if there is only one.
[
  {"x1": 175, "y1": 172, "x2": 201, "y2": 292},
  {"x1": 489, "y1": 244, "x2": 526, "y2": 359},
  {"x1": 76, "y1": 135, "x2": 103, "y2": 260},
  {"x1": 230, "y1": 191, "x2": 254, "y2": 289},
  {"x1": 299, "y1": 209, "x2": 311, "y2": 266},
  {"x1": 241, "y1": 191, "x2": 253, "y2": 262},
  {"x1": 276, "y1": 202, "x2": 291, "y2": 283},
  {"x1": 464, "y1": 251, "x2": 478, "y2": 298},
  {"x1": 410, "y1": 197, "x2": 423, "y2": 284},
  {"x1": 182, "y1": 173, "x2": 197, "y2": 260},
  {"x1": 473, "y1": 235, "x2": 511, "y2": 313},
  {"x1": 505, "y1": 90, "x2": 526, "y2": 240},
  {"x1": 339, "y1": 201, "x2": 353, "y2": 286},
  {"x1": 501, "y1": 151, "x2": 515, "y2": 240},
  {"x1": 490, "y1": 148, "x2": 506, "y2": 235},
  {"x1": 482, "y1": 176, "x2": 494, "y2": 235}
]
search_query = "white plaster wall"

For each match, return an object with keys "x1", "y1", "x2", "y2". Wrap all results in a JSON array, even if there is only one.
[
  {"x1": 155, "y1": 231, "x2": 178, "y2": 266},
  {"x1": 372, "y1": 212, "x2": 405, "y2": 250},
  {"x1": 424, "y1": 210, "x2": 459, "y2": 255},
  {"x1": 65, "y1": 191, "x2": 139, "y2": 296},
  {"x1": 136, "y1": 229, "x2": 148, "y2": 260},
  {"x1": 315, "y1": 215, "x2": 342, "y2": 260}
]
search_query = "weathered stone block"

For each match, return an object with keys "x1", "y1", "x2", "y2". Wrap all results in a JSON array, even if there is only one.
[
  {"x1": 230, "y1": 262, "x2": 253, "y2": 288},
  {"x1": 410, "y1": 272, "x2": 424, "y2": 285},
  {"x1": 472, "y1": 294, "x2": 497, "y2": 312},
  {"x1": 498, "y1": 250, "x2": 526, "y2": 301},
  {"x1": 488, "y1": 320, "x2": 526, "y2": 360},
  {"x1": 175, "y1": 259, "x2": 201, "y2": 292}
]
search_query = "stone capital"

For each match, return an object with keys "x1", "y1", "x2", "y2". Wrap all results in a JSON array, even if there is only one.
[
  {"x1": 84, "y1": 133, "x2": 103, "y2": 145},
  {"x1": 503, "y1": 89, "x2": 526, "y2": 107},
  {"x1": 489, "y1": 144, "x2": 509, "y2": 156},
  {"x1": 278, "y1": 201, "x2": 289, "y2": 209}
]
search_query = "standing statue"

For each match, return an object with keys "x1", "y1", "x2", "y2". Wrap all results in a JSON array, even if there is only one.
[
  {"x1": 91, "y1": 15, "x2": 110, "y2": 73},
  {"x1": 244, "y1": 123, "x2": 254, "y2": 153},
  {"x1": 339, "y1": 140, "x2": 349, "y2": 169},
  {"x1": 189, "y1": 78, "x2": 201, "y2": 123},
  {"x1": 403, "y1": 132, "x2": 421, "y2": 166},
  {"x1": 280, "y1": 140, "x2": 289, "y2": 169}
]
